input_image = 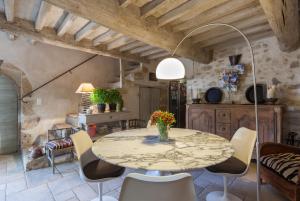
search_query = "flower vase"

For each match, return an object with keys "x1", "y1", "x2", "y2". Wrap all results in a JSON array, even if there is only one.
[{"x1": 157, "y1": 122, "x2": 168, "y2": 142}]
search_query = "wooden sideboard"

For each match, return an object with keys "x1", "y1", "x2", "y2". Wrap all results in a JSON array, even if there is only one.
[{"x1": 186, "y1": 104, "x2": 283, "y2": 143}]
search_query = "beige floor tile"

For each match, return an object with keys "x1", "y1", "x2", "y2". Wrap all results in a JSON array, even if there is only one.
[
  {"x1": 6, "y1": 184, "x2": 54, "y2": 201},
  {"x1": 6, "y1": 177, "x2": 27, "y2": 195},
  {"x1": 26, "y1": 167, "x2": 62, "y2": 188},
  {"x1": 53, "y1": 190, "x2": 76, "y2": 201},
  {"x1": 72, "y1": 183, "x2": 97, "y2": 201},
  {"x1": 48, "y1": 172, "x2": 84, "y2": 195}
]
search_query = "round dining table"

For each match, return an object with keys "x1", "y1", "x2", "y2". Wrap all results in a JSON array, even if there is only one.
[{"x1": 92, "y1": 128, "x2": 234, "y2": 172}]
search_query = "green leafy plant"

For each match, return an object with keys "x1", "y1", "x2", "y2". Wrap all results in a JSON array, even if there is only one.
[
  {"x1": 107, "y1": 89, "x2": 122, "y2": 104},
  {"x1": 90, "y1": 88, "x2": 108, "y2": 104}
]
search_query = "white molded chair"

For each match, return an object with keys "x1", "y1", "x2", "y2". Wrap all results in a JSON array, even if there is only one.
[
  {"x1": 71, "y1": 131, "x2": 125, "y2": 201},
  {"x1": 206, "y1": 127, "x2": 257, "y2": 201},
  {"x1": 119, "y1": 173, "x2": 197, "y2": 201}
]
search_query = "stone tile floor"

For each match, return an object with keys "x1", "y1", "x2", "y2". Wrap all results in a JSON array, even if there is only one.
[{"x1": 0, "y1": 154, "x2": 288, "y2": 201}]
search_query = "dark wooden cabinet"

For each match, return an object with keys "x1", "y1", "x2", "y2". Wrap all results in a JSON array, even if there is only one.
[{"x1": 186, "y1": 104, "x2": 283, "y2": 143}]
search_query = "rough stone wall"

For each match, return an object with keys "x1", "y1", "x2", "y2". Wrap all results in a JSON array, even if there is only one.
[
  {"x1": 0, "y1": 32, "x2": 120, "y2": 147},
  {"x1": 183, "y1": 36, "x2": 300, "y2": 141}
]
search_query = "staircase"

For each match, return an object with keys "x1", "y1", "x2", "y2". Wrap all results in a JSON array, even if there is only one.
[{"x1": 107, "y1": 60, "x2": 145, "y2": 88}]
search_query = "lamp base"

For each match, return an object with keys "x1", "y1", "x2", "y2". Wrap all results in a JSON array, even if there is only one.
[
  {"x1": 91, "y1": 196, "x2": 117, "y2": 201},
  {"x1": 206, "y1": 191, "x2": 242, "y2": 201}
]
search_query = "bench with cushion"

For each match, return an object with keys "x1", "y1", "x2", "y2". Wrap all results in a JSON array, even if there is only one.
[{"x1": 260, "y1": 142, "x2": 300, "y2": 201}]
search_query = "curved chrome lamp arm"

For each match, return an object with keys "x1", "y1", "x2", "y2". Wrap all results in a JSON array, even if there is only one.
[{"x1": 171, "y1": 23, "x2": 260, "y2": 201}]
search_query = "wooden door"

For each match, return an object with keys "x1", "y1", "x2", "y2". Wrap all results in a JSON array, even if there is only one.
[
  {"x1": 231, "y1": 108, "x2": 275, "y2": 142},
  {"x1": 139, "y1": 87, "x2": 161, "y2": 123},
  {"x1": 187, "y1": 108, "x2": 215, "y2": 133},
  {"x1": 0, "y1": 75, "x2": 18, "y2": 154}
]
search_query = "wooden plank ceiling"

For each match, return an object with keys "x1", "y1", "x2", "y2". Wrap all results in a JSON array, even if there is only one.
[{"x1": 0, "y1": 0, "x2": 298, "y2": 64}]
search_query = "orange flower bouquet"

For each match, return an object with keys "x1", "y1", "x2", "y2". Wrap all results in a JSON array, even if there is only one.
[{"x1": 150, "y1": 111, "x2": 175, "y2": 141}]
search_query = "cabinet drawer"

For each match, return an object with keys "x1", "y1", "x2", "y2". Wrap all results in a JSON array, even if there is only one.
[
  {"x1": 216, "y1": 109, "x2": 231, "y2": 123},
  {"x1": 216, "y1": 123, "x2": 231, "y2": 140}
]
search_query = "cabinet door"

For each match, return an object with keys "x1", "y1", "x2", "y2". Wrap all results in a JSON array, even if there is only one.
[
  {"x1": 188, "y1": 108, "x2": 215, "y2": 133},
  {"x1": 231, "y1": 108, "x2": 275, "y2": 142},
  {"x1": 216, "y1": 123, "x2": 231, "y2": 140}
]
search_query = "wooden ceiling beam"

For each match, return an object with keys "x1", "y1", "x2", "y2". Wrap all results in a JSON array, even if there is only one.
[
  {"x1": 107, "y1": 36, "x2": 135, "y2": 50},
  {"x1": 209, "y1": 30, "x2": 273, "y2": 50},
  {"x1": 75, "y1": 21, "x2": 99, "y2": 41},
  {"x1": 119, "y1": 0, "x2": 151, "y2": 7},
  {"x1": 196, "y1": 23, "x2": 271, "y2": 48},
  {"x1": 140, "y1": 48, "x2": 164, "y2": 57},
  {"x1": 0, "y1": 14, "x2": 148, "y2": 63},
  {"x1": 4, "y1": 0, "x2": 14, "y2": 22},
  {"x1": 259, "y1": 0, "x2": 299, "y2": 51},
  {"x1": 158, "y1": 0, "x2": 229, "y2": 27},
  {"x1": 173, "y1": 0, "x2": 257, "y2": 32},
  {"x1": 35, "y1": 1, "x2": 53, "y2": 31},
  {"x1": 141, "y1": 0, "x2": 188, "y2": 18},
  {"x1": 130, "y1": 45, "x2": 153, "y2": 54},
  {"x1": 148, "y1": 51, "x2": 170, "y2": 59},
  {"x1": 192, "y1": 14, "x2": 267, "y2": 44},
  {"x1": 185, "y1": 5, "x2": 263, "y2": 37},
  {"x1": 119, "y1": 0, "x2": 131, "y2": 8},
  {"x1": 84, "y1": 25, "x2": 110, "y2": 40},
  {"x1": 45, "y1": 0, "x2": 211, "y2": 63},
  {"x1": 119, "y1": 41, "x2": 145, "y2": 51},
  {"x1": 93, "y1": 30, "x2": 123, "y2": 46},
  {"x1": 57, "y1": 13, "x2": 77, "y2": 37}
]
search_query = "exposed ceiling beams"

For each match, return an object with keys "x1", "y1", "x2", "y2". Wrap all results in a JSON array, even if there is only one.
[
  {"x1": 192, "y1": 14, "x2": 268, "y2": 44},
  {"x1": 158, "y1": 0, "x2": 229, "y2": 27},
  {"x1": 0, "y1": 14, "x2": 148, "y2": 63},
  {"x1": 44, "y1": 0, "x2": 211, "y2": 63},
  {"x1": 0, "y1": 0, "x2": 288, "y2": 64},
  {"x1": 57, "y1": 13, "x2": 77, "y2": 37},
  {"x1": 141, "y1": 0, "x2": 188, "y2": 18},
  {"x1": 259, "y1": 0, "x2": 299, "y2": 51},
  {"x1": 172, "y1": 0, "x2": 257, "y2": 32}
]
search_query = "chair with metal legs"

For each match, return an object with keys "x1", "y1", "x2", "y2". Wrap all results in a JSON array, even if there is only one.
[
  {"x1": 71, "y1": 131, "x2": 125, "y2": 201},
  {"x1": 205, "y1": 127, "x2": 257, "y2": 201}
]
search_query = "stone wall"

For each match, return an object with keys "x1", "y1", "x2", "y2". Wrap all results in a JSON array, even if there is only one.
[{"x1": 183, "y1": 36, "x2": 300, "y2": 141}]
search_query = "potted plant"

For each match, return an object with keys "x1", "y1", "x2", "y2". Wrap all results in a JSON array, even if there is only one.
[
  {"x1": 150, "y1": 111, "x2": 176, "y2": 142},
  {"x1": 90, "y1": 88, "x2": 107, "y2": 113},
  {"x1": 107, "y1": 89, "x2": 122, "y2": 112}
]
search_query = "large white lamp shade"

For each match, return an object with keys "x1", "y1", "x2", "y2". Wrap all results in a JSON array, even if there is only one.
[{"x1": 156, "y1": 57, "x2": 185, "y2": 80}]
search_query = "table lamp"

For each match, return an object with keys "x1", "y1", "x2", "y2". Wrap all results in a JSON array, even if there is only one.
[{"x1": 76, "y1": 83, "x2": 95, "y2": 114}]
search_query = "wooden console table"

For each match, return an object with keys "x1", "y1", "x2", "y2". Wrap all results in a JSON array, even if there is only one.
[
  {"x1": 78, "y1": 111, "x2": 135, "y2": 125},
  {"x1": 186, "y1": 104, "x2": 283, "y2": 143}
]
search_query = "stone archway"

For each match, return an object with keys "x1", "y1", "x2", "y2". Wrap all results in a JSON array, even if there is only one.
[{"x1": 0, "y1": 62, "x2": 34, "y2": 151}]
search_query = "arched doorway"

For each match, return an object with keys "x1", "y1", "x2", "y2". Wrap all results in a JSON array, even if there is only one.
[{"x1": 0, "y1": 75, "x2": 18, "y2": 154}]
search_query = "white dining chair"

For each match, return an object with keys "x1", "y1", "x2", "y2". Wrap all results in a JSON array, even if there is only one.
[
  {"x1": 71, "y1": 131, "x2": 125, "y2": 201},
  {"x1": 119, "y1": 173, "x2": 197, "y2": 201},
  {"x1": 206, "y1": 127, "x2": 257, "y2": 201}
]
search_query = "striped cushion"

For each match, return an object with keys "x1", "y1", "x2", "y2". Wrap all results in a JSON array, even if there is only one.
[
  {"x1": 46, "y1": 138, "x2": 73, "y2": 150},
  {"x1": 260, "y1": 153, "x2": 300, "y2": 184}
]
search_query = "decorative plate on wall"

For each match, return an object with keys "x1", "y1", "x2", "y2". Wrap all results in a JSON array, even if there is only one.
[
  {"x1": 245, "y1": 84, "x2": 266, "y2": 104},
  {"x1": 205, "y1": 87, "x2": 223, "y2": 104}
]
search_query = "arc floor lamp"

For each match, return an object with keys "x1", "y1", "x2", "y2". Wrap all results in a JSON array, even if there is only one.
[{"x1": 156, "y1": 23, "x2": 260, "y2": 201}]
